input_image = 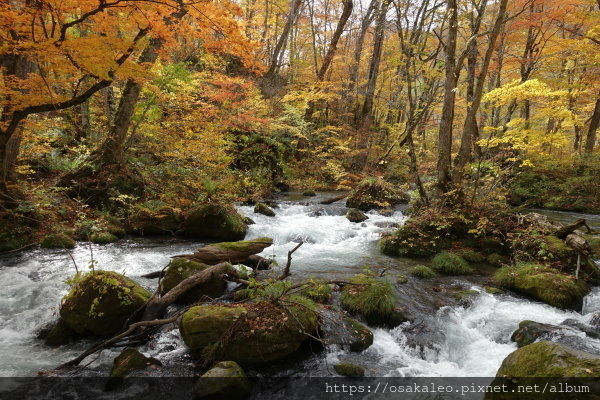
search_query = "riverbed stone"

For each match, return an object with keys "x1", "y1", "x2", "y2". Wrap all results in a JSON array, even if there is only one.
[
  {"x1": 319, "y1": 309, "x2": 373, "y2": 352},
  {"x1": 334, "y1": 363, "x2": 365, "y2": 378},
  {"x1": 159, "y1": 258, "x2": 227, "y2": 303},
  {"x1": 179, "y1": 298, "x2": 318, "y2": 364},
  {"x1": 60, "y1": 270, "x2": 151, "y2": 337},
  {"x1": 496, "y1": 341, "x2": 600, "y2": 377},
  {"x1": 511, "y1": 320, "x2": 559, "y2": 347},
  {"x1": 346, "y1": 208, "x2": 368, "y2": 223},
  {"x1": 42, "y1": 318, "x2": 77, "y2": 346},
  {"x1": 183, "y1": 204, "x2": 247, "y2": 241},
  {"x1": 194, "y1": 361, "x2": 251, "y2": 400},
  {"x1": 254, "y1": 202, "x2": 275, "y2": 217}
]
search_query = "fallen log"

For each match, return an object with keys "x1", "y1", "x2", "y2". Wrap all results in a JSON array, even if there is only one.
[
  {"x1": 177, "y1": 237, "x2": 273, "y2": 265},
  {"x1": 319, "y1": 193, "x2": 348, "y2": 205},
  {"x1": 554, "y1": 219, "x2": 592, "y2": 239}
]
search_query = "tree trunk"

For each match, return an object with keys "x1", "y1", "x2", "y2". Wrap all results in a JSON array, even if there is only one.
[
  {"x1": 266, "y1": 0, "x2": 303, "y2": 76},
  {"x1": 585, "y1": 96, "x2": 600, "y2": 153}
]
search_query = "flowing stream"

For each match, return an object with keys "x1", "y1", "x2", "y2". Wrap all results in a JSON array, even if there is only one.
[{"x1": 1, "y1": 193, "x2": 599, "y2": 379}]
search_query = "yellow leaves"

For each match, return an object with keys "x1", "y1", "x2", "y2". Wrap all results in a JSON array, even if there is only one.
[{"x1": 483, "y1": 79, "x2": 568, "y2": 106}]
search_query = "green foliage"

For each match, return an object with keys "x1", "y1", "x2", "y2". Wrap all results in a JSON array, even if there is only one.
[
  {"x1": 410, "y1": 265, "x2": 437, "y2": 279},
  {"x1": 90, "y1": 232, "x2": 119, "y2": 244},
  {"x1": 487, "y1": 253, "x2": 506, "y2": 267},
  {"x1": 431, "y1": 251, "x2": 473, "y2": 275},
  {"x1": 40, "y1": 233, "x2": 75, "y2": 249},
  {"x1": 340, "y1": 274, "x2": 396, "y2": 324},
  {"x1": 455, "y1": 248, "x2": 485, "y2": 263},
  {"x1": 300, "y1": 280, "x2": 333, "y2": 303}
]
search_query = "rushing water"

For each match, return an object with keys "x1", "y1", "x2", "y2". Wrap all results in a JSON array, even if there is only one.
[{"x1": 0, "y1": 193, "x2": 599, "y2": 379}]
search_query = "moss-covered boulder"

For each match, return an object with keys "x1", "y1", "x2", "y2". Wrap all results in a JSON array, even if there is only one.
[
  {"x1": 496, "y1": 341, "x2": 600, "y2": 377},
  {"x1": 128, "y1": 206, "x2": 183, "y2": 235},
  {"x1": 484, "y1": 286, "x2": 504, "y2": 295},
  {"x1": 486, "y1": 253, "x2": 506, "y2": 267},
  {"x1": 254, "y1": 202, "x2": 275, "y2": 217},
  {"x1": 301, "y1": 281, "x2": 333, "y2": 303},
  {"x1": 455, "y1": 248, "x2": 485, "y2": 263},
  {"x1": 90, "y1": 231, "x2": 119, "y2": 244},
  {"x1": 453, "y1": 289, "x2": 479, "y2": 303},
  {"x1": 183, "y1": 204, "x2": 248, "y2": 241},
  {"x1": 495, "y1": 263, "x2": 589, "y2": 310},
  {"x1": 340, "y1": 274, "x2": 401, "y2": 326},
  {"x1": 410, "y1": 265, "x2": 436, "y2": 279},
  {"x1": 42, "y1": 319, "x2": 77, "y2": 346},
  {"x1": 346, "y1": 208, "x2": 368, "y2": 223},
  {"x1": 319, "y1": 309, "x2": 373, "y2": 352},
  {"x1": 179, "y1": 298, "x2": 318, "y2": 364},
  {"x1": 379, "y1": 225, "x2": 444, "y2": 257},
  {"x1": 431, "y1": 251, "x2": 473, "y2": 275},
  {"x1": 40, "y1": 233, "x2": 75, "y2": 249},
  {"x1": 302, "y1": 190, "x2": 316, "y2": 197},
  {"x1": 346, "y1": 178, "x2": 408, "y2": 211},
  {"x1": 109, "y1": 348, "x2": 162, "y2": 378},
  {"x1": 60, "y1": 270, "x2": 151, "y2": 337},
  {"x1": 159, "y1": 258, "x2": 227, "y2": 303},
  {"x1": 334, "y1": 363, "x2": 365, "y2": 378},
  {"x1": 194, "y1": 361, "x2": 251, "y2": 400},
  {"x1": 511, "y1": 320, "x2": 559, "y2": 348}
]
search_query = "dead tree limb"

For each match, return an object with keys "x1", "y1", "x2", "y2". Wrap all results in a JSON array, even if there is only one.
[
  {"x1": 554, "y1": 219, "x2": 592, "y2": 239},
  {"x1": 175, "y1": 237, "x2": 273, "y2": 265},
  {"x1": 279, "y1": 242, "x2": 303, "y2": 280},
  {"x1": 319, "y1": 193, "x2": 348, "y2": 205}
]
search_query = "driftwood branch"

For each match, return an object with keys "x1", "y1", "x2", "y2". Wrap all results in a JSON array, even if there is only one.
[
  {"x1": 279, "y1": 242, "x2": 303, "y2": 280},
  {"x1": 554, "y1": 219, "x2": 592, "y2": 239},
  {"x1": 175, "y1": 238, "x2": 273, "y2": 265},
  {"x1": 319, "y1": 193, "x2": 348, "y2": 205}
]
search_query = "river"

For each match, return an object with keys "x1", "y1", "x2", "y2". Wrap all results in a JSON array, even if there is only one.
[{"x1": 1, "y1": 192, "x2": 599, "y2": 380}]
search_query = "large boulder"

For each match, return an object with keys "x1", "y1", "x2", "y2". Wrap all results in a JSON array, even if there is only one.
[
  {"x1": 109, "y1": 348, "x2": 162, "y2": 378},
  {"x1": 494, "y1": 263, "x2": 589, "y2": 310},
  {"x1": 183, "y1": 205, "x2": 247, "y2": 241},
  {"x1": 254, "y1": 202, "x2": 275, "y2": 217},
  {"x1": 340, "y1": 274, "x2": 403, "y2": 327},
  {"x1": 128, "y1": 206, "x2": 183, "y2": 235},
  {"x1": 346, "y1": 178, "x2": 408, "y2": 211},
  {"x1": 346, "y1": 208, "x2": 368, "y2": 223},
  {"x1": 194, "y1": 361, "x2": 251, "y2": 400},
  {"x1": 511, "y1": 320, "x2": 559, "y2": 348},
  {"x1": 60, "y1": 270, "x2": 151, "y2": 337},
  {"x1": 319, "y1": 308, "x2": 373, "y2": 352},
  {"x1": 159, "y1": 258, "x2": 227, "y2": 303},
  {"x1": 496, "y1": 341, "x2": 600, "y2": 377},
  {"x1": 40, "y1": 233, "x2": 75, "y2": 249},
  {"x1": 179, "y1": 298, "x2": 318, "y2": 364}
]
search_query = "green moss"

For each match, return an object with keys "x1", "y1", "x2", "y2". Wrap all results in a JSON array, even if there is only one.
[
  {"x1": 396, "y1": 274, "x2": 408, "y2": 284},
  {"x1": 183, "y1": 204, "x2": 248, "y2": 241},
  {"x1": 334, "y1": 363, "x2": 365, "y2": 378},
  {"x1": 233, "y1": 289, "x2": 250, "y2": 302},
  {"x1": 484, "y1": 286, "x2": 504, "y2": 295},
  {"x1": 379, "y1": 228, "x2": 443, "y2": 257},
  {"x1": 302, "y1": 190, "x2": 316, "y2": 196},
  {"x1": 496, "y1": 341, "x2": 600, "y2": 377},
  {"x1": 160, "y1": 258, "x2": 226, "y2": 303},
  {"x1": 340, "y1": 274, "x2": 396, "y2": 325},
  {"x1": 90, "y1": 232, "x2": 118, "y2": 244},
  {"x1": 60, "y1": 270, "x2": 151, "y2": 336},
  {"x1": 128, "y1": 206, "x2": 183, "y2": 235},
  {"x1": 410, "y1": 265, "x2": 437, "y2": 279},
  {"x1": 107, "y1": 225, "x2": 126, "y2": 238},
  {"x1": 456, "y1": 248, "x2": 485, "y2": 263},
  {"x1": 584, "y1": 234, "x2": 600, "y2": 257},
  {"x1": 213, "y1": 237, "x2": 273, "y2": 252},
  {"x1": 495, "y1": 262, "x2": 589, "y2": 309},
  {"x1": 487, "y1": 253, "x2": 506, "y2": 267},
  {"x1": 301, "y1": 281, "x2": 333, "y2": 303},
  {"x1": 431, "y1": 251, "x2": 473, "y2": 275},
  {"x1": 40, "y1": 233, "x2": 75, "y2": 249},
  {"x1": 453, "y1": 289, "x2": 479, "y2": 302},
  {"x1": 254, "y1": 202, "x2": 275, "y2": 217},
  {"x1": 194, "y1": 361, "x2": 251, "y2": 400}
]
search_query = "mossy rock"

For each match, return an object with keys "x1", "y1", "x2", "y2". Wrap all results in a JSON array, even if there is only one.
[
  {"x1": 183, "y1": 204, "x2": 248, "y2": 241},
  {"x1": 495, "y1": 262, "x2": 589, "y2": 310},
  {"x1": 396, "y1": 274, "x2": 408, "y2": 284},
  {"x1": 334, "y1": 363, "x2": 365, "y2": 378},
  {"x1": 584, "y1": 234, "x2": 600, "y2": 257},
  {"x1": 254, "y1": 202, "x2": 275, "y2": 217},
  {"x1": 453, "y1": 289, "x2": 479, "y2": 303},
  {"x1": 128, "y1": 206, "x2": 183, "y2": 235},
  {"x1": 455, "y1": 248, "x2": 485, "y2": 263},
  {"x1": 340, "y1": 274, "x2": 399, "y2": 326},
  {"x1": 180, "y1": 298, "x2": 319, "y2": 364},
  {"x1": 90, "y1": 231, "x2": 119, "y2": 244},
  {"x1": 194, "y1": 361, "x2": 251, "y2": 400},
  {"x1": 302, "y1": 190, "x2": 316, "y2": 197},
  {"x1": 319, "y1": 309, "x2": 373, "y2": 352},
  {"x1": 43, "y1": 319, "x2": 77, "y2": 346},
  {"x1": 410, "y1": 265, "x2": 436, "y2": 279},
  {"x1": 431, "y1": 251, "x2": 473, "y2": 275},
  {"x1": 109, "y1": 348, "x2": 162, "y2": 378},
  {"x1": 159, "y1": 258, "x2": 227, "y2": 303},
  {"x1": 510, "y1": 320, "x2": 559, "y2": 348},
  {"x1": 487, "y1": 253, "x2": 506, "y2": 267},
  {"x1": 107, "y1": 225, "x2": 126, "y2": 238},
  {"x1": 60, "y1": 270, "x2": 151, "y2": 337},
  {"x1": 496, "y1": 341, "x2": 600, "y2": 377},
  {"x1": 346, "y1": 178, "x2": 409, "y2": 211},
  {"x1": 346, "y1": 208, "x2": 368, "y2": 223},
  {"x1": 40, "y1": 233, "x2": 75, "y2": 249},
  {"x1": 379, "y1": 227, "x2": 444, "y2": 257},
  {"x1": 301, "y1": 281, "x2": 333, "y2": 304},
  {"x1": 484, "y1": 286, "x2": 504, "y2": 295}
]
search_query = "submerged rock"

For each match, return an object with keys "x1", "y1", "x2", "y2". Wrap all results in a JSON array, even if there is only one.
[
  {"x1": 179, "y1": 298, "x2": 318, "y2": 364},
  {"x1": 194, "y1": 361, "x2": 251, "y2": 400},
  {"x1": 495, "y1": 263, "x2": 589, "y2": 310},
  {"x1": 346, "y1": 178, "x2": 408, "y2": 211},
  {"x1": 496, "y1": 341, "x2": 600, "y2": 377},
  {"x1": 346, "y1": 208, "x2": 368, "y2": 223},
  {"x1": 159, "y1": 258, "x2": 227, "y2": 303},
  {"x1": 60, "y1": 270, "x2": 151, "y2": 337},
  {"x1": 254, "y1": 202, "x2": 275, "y2": 217},
  {"x1": 302, "y1": 190, "x2": 316, "y2": 197},
  {"x1": 40, "y1": 233, "x2": 75, "y2": 249},
  {"x1": 183, "y1": 204, "x2": 247, "y2": 241},
  {"x1": 334, "y1": 363, "x2": 365, "y2": 378}
]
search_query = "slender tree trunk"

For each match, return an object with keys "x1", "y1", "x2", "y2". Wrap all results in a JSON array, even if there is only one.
[
  {"x1": 346, "y1": 0, "x2": 378, "y2": 100},
  {"x1": 317, "y1": 0, "x2": 353, "y2": 81},
  {"x1": 266, "y1": 0, "x2": 303, "y2": 76},
  {"x1": 585, "y1": 97, "x2": 600, "y2": 153}
]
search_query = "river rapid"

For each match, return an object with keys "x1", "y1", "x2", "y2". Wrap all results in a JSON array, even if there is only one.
[{"x1": 1, "y1": 192, "x2": 599, "y2": 380}]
